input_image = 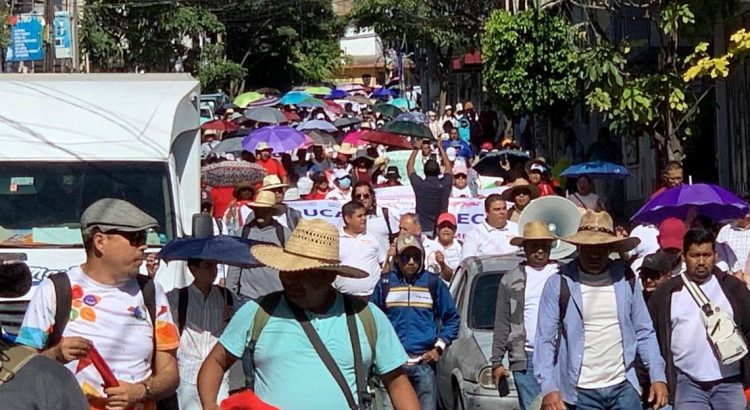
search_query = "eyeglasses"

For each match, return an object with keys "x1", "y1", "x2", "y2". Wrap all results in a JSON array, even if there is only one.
[
  {"x1": 106, "y1": 230, "x2": 148, "y2": 246},
  {"x1": 355, "y1": 193, "x2": 371, "y2": 199},
  {"x1": 399, "y1": 252, "x2": 421, "y2": 264},
  {"x1": 515, "y1": 189, "x2": 531, "y2": 197},
  {"x1": 455, "y1": 174, "x2": 467, "y2": 179}
]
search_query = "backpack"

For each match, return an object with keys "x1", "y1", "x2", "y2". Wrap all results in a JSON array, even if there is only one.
[
  {"x1": 176, "y1": 286, "x2": 234, "y2": 334},
  {"x1": 0, "y1": 338, "x2": 37, "y2": 387},
  {"x1": 48, "y1": 272, "x2": 178, "y2": 410},
  {"x1": 241, "y1": 222, "x2": 287, "y2": 246},
  {"x1": 247, "y1": 292, "x2": 377, "y2": 410}
]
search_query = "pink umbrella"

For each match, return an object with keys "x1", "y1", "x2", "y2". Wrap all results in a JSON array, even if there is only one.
[
  {"x1": 300, "y1": 134, "x2": 315, "y2": 149},
  {"x1": 342, "y1": 129, "x2": 369, "y2": 147},
  {"x1": 338, "y1": 83, "x2": 366, "y2": 93}
]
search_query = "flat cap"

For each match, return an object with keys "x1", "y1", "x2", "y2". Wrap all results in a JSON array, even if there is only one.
[{"x1": 81, "y1": 198, "x2": 158, "y2": 235}]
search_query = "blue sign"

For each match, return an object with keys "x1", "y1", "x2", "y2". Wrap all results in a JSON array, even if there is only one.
[
  {"x1": 6, "y1": 14, "x2": 44, "y2": 62},
  {"x1": 54, "y1": 11, "x2": 72, "y2": 59}
]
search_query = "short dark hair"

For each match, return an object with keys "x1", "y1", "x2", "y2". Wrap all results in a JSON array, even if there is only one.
[
  {"x1": 342, "y1": 200, "x2": 365, "y2": 222},
  {"x1": 424, "y1": 160, "x2": 440, "y2": 176},
  {"x1": 683, "y1": 228, "x2": 716, "y2": 252},
  {"x1": 664, "y1": 161, "x2": 683, "y2": 172},
  {"x1": 484, "y1": 194, "x2": 505, "y2": 212},
  {"x1": 187, "y1": 258, "x2": 202, "y2": 269}
]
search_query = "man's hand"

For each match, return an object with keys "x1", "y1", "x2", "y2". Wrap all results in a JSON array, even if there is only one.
[
  {"x1": 420, "y1": 348, "x2": 440, "y2": 364},
  {"x1": 104, "y1": 381, "x2": 147, "y2": 410},
  {"x1": 491, "y1": 365, "x2": 509, "y2": 386},
  {"x1": 435, "y1": 251, "x2": 445, "y2": 266},
  {"x1": 648, "y1": 381, "x2": 669, "y2": 409},
  {"x1": 145, "y1": 253, "x2": 160, "y2": 277},
  {"x1": 56, "y1": 336, "x2": 90, "y2": 363},
  {"x1": 387, "y1": 243, "x2": 398, "y2": 259},
  {"x1": 541, "y1": 391, "x2": 566, "y2": 410}
]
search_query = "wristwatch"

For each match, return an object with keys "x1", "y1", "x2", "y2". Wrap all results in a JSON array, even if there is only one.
[
  {"x1": 435, "y1": 345, "x2": 444, "y2": 355},
  {"x1": 140, "y1": 381, "x2": 152, "y2": 400}
]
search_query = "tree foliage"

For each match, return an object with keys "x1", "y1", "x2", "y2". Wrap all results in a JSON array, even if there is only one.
[
  {"x1": 684, "y1": 29, "x2": 750, "y2": 81},
  {"x1": 481, "y1": 9, "x2": 578, "y2": 118}
]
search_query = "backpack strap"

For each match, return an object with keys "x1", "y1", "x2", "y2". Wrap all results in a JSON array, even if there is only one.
[
  {"x1": 177, "y1": 287, "x2": 189, "y2": 334},
  {"x1": 0, "y1": 342, "x2": 37, "y2": 386},
  {"x1": 241, "y1": 222, "x2": 252, "y2": 239},
  {"x1": 48, "y1": 272, "x2": 72, "y2": 349},
  {"x1": 220, "y1": 286, "x2": 234, "y2": 308},
  {"x1": 344, "y1": 295, "x2": 377, "y2": 360},
  {"x1": 559, "y1": 273, "x2": 570, "y2": 323},
  {"x1": 249, "y1": 292, "x2": 283, "y2": 349},
  {"x1": 137, "y1": 274, "x2": 157, "y2": 326},
  {"x1": 344, "y1": 296, "x2": 374, "y2": 410},
  {"x1": 274, "y1": 223, "x2": 287, "y2": 247}
]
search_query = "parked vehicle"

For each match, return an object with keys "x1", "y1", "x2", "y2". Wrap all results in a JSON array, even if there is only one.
[{"x1": 437, "y1": 254, "x2": 524, "y2": 410}]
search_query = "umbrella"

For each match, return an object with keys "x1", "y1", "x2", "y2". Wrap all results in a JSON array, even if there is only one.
[
  {"x1": 304, "y1": 130, "x2": 337, "y2": 146},
  {"x1": 234, "y1": 92, "x2": 264, "y2": 108},
  {"x1": 220, "y1": 389, "x2": 279, "y2": 410},
  {"x1": 383, "y1": 121, "x2": 432, "y2": 139},
  {"x1": 391, "y1": 97, "x2": 416, "y2": 111},
  {"x1": 283, "y1": 111, "x2": 301, "y2": 122},
  {"x1": 255, "y1": 87, "x2": 281, "y2": 96},
  {"x1": 304, "y1": 86, "x2": 332, "y2": 96},
  {"x1": 371, "y1": 87, "x2": 395, "y2": 99},
  {"x1": 334, "y1": 117, "x2": 362, "y2": 128},
  {"x1": 208, "y1": 136, "x2": 244, "y2": 156},
  {"x1": 246, "y1": 96, "x2": 280, "y2": 108},
  {"x1": 242, "y1": 125, "x2": 306, "y2": 152},
  {"x1": 201, "y1": 119, "x2": 238, "y2": 132},
  {"x1": 342, "y1": 129, "x2": 370, "y2": 147},
  {"x1": 244, "y1": 107, "x2": 287, "y2": 124},
  {"x1": 360, "y1": 130, "x2": 411, "y2": 149},
  {"x1": 561, "y1": 161, "x2": 630, "y2": 180},
  {"x1": 631, "y1": 183, "x2": 750, "y2": 225},
  {"x1": 394, "y1": 112, "x2": 428, "y2": 124},
  {"x1": 323, "y1": 100, "x2": 344, "y2": 116},
  {"x1": 345, "y1": 95, "x2": 371, "y2": 105},
  {"x1": 474, "y1": 151, "x2": 532, "y2": 177},
  {"x1": 325, "y1": 89, "x2": 348, "y2": 99},
  {"x1": 373, "y1": 103, "x2": 403, "y2": 119},
  {"x1": 159, "y1": 235, "x2": 260, "y2": 268},
  {"x1": 297, "y1": 97, "x2": 326, "y2": 108},
  {"x1": 214, "y1": 102, "x2": 239, "y2": 116},
  {"x1": 297, "y1": 119, "x2": 338, "y2": 132},
  {"x1": 279, "y1": 91, "x2": 312, "y2": 106},
  {"x1": 338, "y1": 83, "x2": 367, "y2": 93},
  {"x1": 201, "y1": 161, "x2": 268, "y2": 187}
]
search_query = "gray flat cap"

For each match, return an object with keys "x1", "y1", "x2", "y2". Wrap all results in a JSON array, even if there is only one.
[{"x1": 81, "y1": 198, "x2": 158, "y2": 234}]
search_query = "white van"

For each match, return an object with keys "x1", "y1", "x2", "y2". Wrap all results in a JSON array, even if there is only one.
[{"x1": 0, "y1": 74, "x2": 201, "y2": 333}]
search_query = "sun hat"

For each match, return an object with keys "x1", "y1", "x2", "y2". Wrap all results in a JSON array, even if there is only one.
[
  {"x1": 255, "y1": 141, "x2": 273, "y2": 152},
  {"x1": 248, "y1": 191, "x2": 284, "y2": 213},
  {"x1": 501, "y1": 178, "x2": 541, "y2": 201},
  {"x1": 657, "y1": 217, "x2": 686, "y2": 250},
  {"x1": 297, "y1": 176, "x2": 314, "y2": 195},
  {"x1": 283, "y1": 188, "x2": 301, "y2": 201},
  {"x1": 352, "y1": 150, "x2": 375, "y2": 168},
  {"x1": 81, "y1": 198, "x2": 158, "y2": 235},
  {"x1": 561, "y1": 210, "x2": 640, "y2": 252},
  {"x1": 251, "y1": 218, "x2": 368, "y2": 278},
  {"x1": 455, "y1": 103, "x2": 463, "y2": 112},
  {"x1": 333, "y1": 169, "x2": 351, "y2": 181},
  {"x1": 436, "y1": 212, "x2": 457, "y2": 228},
  {"x1": 510, "y1": 221, "x2": 558, "y2": 246},
  {"x1": 259, "y1": 175, "x2": 289, "y2": 191},
  {"x1": 334, "y1": 143, "x2": 358, "y2": 156},
  {"x1": 233, "y1": 181, "x2": 256, "y2": 199},
  {"x1": 452, "y1": 162, "x2": 468, "y2": 176}
]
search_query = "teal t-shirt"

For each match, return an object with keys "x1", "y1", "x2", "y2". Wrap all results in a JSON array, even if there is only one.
[{"x1": 219, "y1": 293, "x2": 407, "y2": 410}]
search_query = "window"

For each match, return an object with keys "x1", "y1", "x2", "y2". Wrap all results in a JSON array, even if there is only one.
[
  {"x1": 0, "y1": 161, "x2": 173, "y2": 245},
  {"x1": 468, "y1": 272, "x2": 502, "y2": 329}
]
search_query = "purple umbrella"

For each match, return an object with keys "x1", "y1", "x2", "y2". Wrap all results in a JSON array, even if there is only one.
[
  {"x1": 631, "y1": 183, "x2": 750, "y2": 224},
  {"x1": 242, "y1": 125, "x2": 306, "y2": 153},
  {"x1": 247, "y1": 96, "x2": 280, "y2": 108}
]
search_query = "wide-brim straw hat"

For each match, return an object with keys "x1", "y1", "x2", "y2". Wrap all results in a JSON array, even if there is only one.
[
  {"x1": 561, "y1": 210, "x2": 640, "y2": 253},
  {"x1": 259, "y1": 175, "x2": 289, "y2": 191},
  {"x1": 247, "y1": 191, "x2": 285, "y2": 214},
  {"x1": 510, "y1": 221, "x2": 558, "y2": 246},
  {"x1": 233, "y1": 181, "x2": 255, "y2": 199},
  {"x1": 501, "y1": 178, "x2": 540, "y2": 201},
  {"x1": 334, "y1": 143, "x2": 358, "y2": 156},
  {"x1": 251, "y1": 218, "x2": 368, "y2": 278}
]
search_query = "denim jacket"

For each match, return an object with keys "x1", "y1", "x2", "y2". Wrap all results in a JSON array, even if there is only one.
[{"x1": 533, "y1": 260, "x2": 666, "y2": 404}]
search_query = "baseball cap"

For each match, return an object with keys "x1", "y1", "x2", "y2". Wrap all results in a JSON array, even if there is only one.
[
  {"x1": 446, "y1": 147, "x2": 457, "y2": 162},
  {"x1": 395, "y1": 234, "x2": 424, "y2": 254},
  {"x1": 658, "y1": 217, "x2": 686, "y2": 250},
  {"x1": 81, "y1": 198, "x2": 158, "y2": 235},
  {"x1": 639, "y1": 251, "x2": 674, "y2": 274},
  {"x1": 436, "y1": 212, "x2": 457, "y2": 228},
  {"x1": 444, "y1": 105, "x2": 453, "y2": 111},
  {"x1": 453, "y1": 163, "x2": 468, "y2": 176},
  {"x1": 333, "y1": 169, "x2": 350, "y2": 180}
]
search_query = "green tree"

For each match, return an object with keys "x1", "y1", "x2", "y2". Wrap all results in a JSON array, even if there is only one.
[{"x1": 481, "y1": 9, "x2": 578, "y2": 119}]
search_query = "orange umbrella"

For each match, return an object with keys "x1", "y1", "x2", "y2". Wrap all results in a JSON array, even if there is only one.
[{"x1": 202, "y1": 119, "x2": 239, "y2": 132}]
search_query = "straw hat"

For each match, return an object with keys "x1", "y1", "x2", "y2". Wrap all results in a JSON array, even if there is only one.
[
  {"x1": 251, "y1": 218, "x2": 368, "y2": 278},
  {"x1": 255, "y1": 141, "x2": 273, "y2": 152},
  {"x1": 247, "y1": 191, "x2": 284, "y2": 214},
  {"x1": 259, "y1": 175, "x2": 289, "y2": 191},
  {"x1": 501, "y1": 178, "x2": 540, "y2": 201},
  {"x1": 334, "y1": 143, "x2": 358, "y2": 156},
  {"x1": 233, "y1": 181, "x2": 255, "y2": 199},
  {"x1": 510, "y1": 221, "x2": 558, "y2": 246},
  {"x1": 561, "y1": 210, "x2": 640, "y2": 252}
]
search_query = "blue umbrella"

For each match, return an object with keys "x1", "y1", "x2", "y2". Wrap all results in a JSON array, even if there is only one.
[
  {"x1": 158, "y1": 235, "x2": 259, "y2": 267},
  {"x1": 371, "y1": 87, "x2": 395, "y2": 99},
  {"x1": 279, "y1": 91, "x2": 312, "y2": 106},
  {"x1": 561, "y1": 161, "x2": 630, "y2": 180},
  {"x1": 325, "y1": 89, "x2": 348, "y2": 100},
  {"x1": 297, "y1": 119, "x2": 338, "y2": 132},
  {"x1": 242, "y1": 125, "x2": 306, "y2": 152},
  {"x1": 391, "y1": 97, "x2": 416, "y2": 111},
  {"x1": 394, "y1": 112, "x2": 428, "y2": 124}
]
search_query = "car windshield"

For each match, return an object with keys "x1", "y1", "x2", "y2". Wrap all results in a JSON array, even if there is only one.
[
  {"x1": 0, "y1": 161, "x2": 173, "y2": 246},
  {"x1": 469, "y1": 272, "x2": 502, "y2": 329}
]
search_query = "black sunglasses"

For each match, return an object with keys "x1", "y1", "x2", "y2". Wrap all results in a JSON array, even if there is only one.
[
  {"x1": 355, "y1": 193, "x2": 371, "y2": 199},
  {"x1": 455, "y1": 174, "x2": 467, "y2": 179},
  {"x1": 106, "y1": 230, "x2": 148, "y2": 246},
  {"x1": 398, "y1": 251, "x2": 421, "y2": 264}
]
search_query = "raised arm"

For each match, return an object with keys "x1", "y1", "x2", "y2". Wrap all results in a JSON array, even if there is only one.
[
  {"x1": 436, "y1": 143, "x2": 452, "y2": 175},
  {"x1": 406, "y1": 147, "x2": 418, "y2": 176}
]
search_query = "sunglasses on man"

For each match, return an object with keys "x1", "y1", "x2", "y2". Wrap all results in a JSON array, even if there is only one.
[{"x1": 105, "y1": 230, "x2": 148, "y2": 246}]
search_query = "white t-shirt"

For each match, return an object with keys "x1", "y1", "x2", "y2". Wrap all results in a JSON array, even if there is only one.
[
  {"x1": 570, "y1": 192, "x2": 601, "y2": 211},
  {"x1": 628, "y1": 224, "x2": 660, "y2": 274},
  {"x1": 451, "y1": 185, "x2": 472, "y2": 198},
  {"x1": 523, "y1": 264, "x2": 558, "y2": 351},
  {"x1": 16, "y1": 267, "x2": 180, "y2": 407},
  {"x1": 334, "y1": 230, "x2": 385, "y2": 296},
  {"x1": 423, "y1": 238, "x2": 463, "y2": 282},
  {"x1": 325, "y1": 188, "x2": 352, "y2": 202},
  {"x1": 671, "y1": 275, "x2": 740, "y2": 381},
  {"x1": 461, "y1": 221, "x2": 520, "y2": 260}
]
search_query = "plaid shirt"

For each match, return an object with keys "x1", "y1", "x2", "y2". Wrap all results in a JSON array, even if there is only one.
[{"x1": 717, "y1": 223, "x2": 750, "y2": 273}]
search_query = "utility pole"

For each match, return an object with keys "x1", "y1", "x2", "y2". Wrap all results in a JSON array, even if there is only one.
[{"x1": 43, "y1": 0, "x2": 55, "y2": 72}]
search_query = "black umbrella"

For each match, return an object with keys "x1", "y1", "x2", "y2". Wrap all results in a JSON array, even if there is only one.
[
  {"x1": 159, "y1": 235, "x2": 260, "y2": 268},
  {"x1": 474, "y1": 150, "x2": 532, "y2": 177},
  {"x1": 382, "y1": 120, "x2": 432, "y2": 139},
  {"x1": 334, "y1": 117, "x2": 362, "y2": 128}
]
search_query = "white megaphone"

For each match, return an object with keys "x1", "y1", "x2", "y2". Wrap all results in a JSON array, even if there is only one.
[{"x1": 517, "y1": 196, "x2": 581, "y2": 260}]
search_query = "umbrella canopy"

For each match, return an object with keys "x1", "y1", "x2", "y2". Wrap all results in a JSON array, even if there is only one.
[
  {"x1": 326, "y1": 89, "x2": 348, "y2": 99},
  {"x1": 474, "y1": 150, "x2": 532, "y2": 177},
  {"x1": 279, "y1": 91, "x2": 312, "y2": 106},
  {"x1": 201, "y1": 161, "x2": 268, "y2": 187},
  {"x1": 383, "y1": 120, "x2": 432, "y2": 139},
  {"x1": 297, "y1": 97, "x2": 326, "y2": 108},
  {"x1": 394, "y1": 112, "x2": 428, "y2": 124},
  {"x1": 304, "y1": 86, "x2": 332, "y2": 96},
  {"x1": 323, "y1": 100, "x2": 344, "y2": 116},
  {"x1": 234, "y1": 92, "x2": 264, "y2": 108},
  {"x1": 214, "y1": 102, "x2": 239, "y2": 115},
  {"x1": 297, "y1": 119, "x2": 338, "y2": 132},
  {"x1": 201, "y1": 119, "x2": 238, "y2": 132},
  {"x1": 338, "y1": 84, "x2": 367, "y2": 93},
  {"x1": 561, "y1": 161, "x2": 630, "y2": 180},
  {"x1": 255, "y1": 87, "x2": 281, "y2": 96},
  {"x1": 345, "y1": 95, "x2": 371, "y2": 105},
  {"x1": 283, "y1": 111, "x2": 301, "y2": 122},
  {"x1": 242, "y1": 125, "x2": 306, "y2": 152},
  {"x1": 391, "y1": 97, "x2": 416, "y2": 111},
  {"x1": 244, "y1": 107, "x2": 287, "y2": 124},
  {"x1": 342, "y1": 129, "x2": 370, "y2": 147},
  {"x1": 159, "y1": 235, "x2": 259, "y2": 268},
  {"x1": 246, "y1": 96, "x2": 280, "y2": 108},
  {"x1": 371, "y1": 87, "x2": 395, "y2": 99},
  {"x1": 304, "y1": 130, "x2": 337, "y2": 146},
  {"x1": 208, "y1": 137, "x2": 244, "y2": 156},
  {"x1": 334, "y1": 117, "x2": 362, "y2": 128},
  {"x1": 631, "y1": 183, "x2": 750, "y2": 225},
  {"x1": 373, "y1": 103, "x2": 403, "y2": 119},
  {"x1": 360, "y1": 130, "x2": 411, "y2": 149}
]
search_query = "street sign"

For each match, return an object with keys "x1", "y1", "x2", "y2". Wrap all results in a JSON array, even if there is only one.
[
  {"x1": 5, "y1": 13, "x2": 45, "y2": 62},
  {"x1": 54, "y1": 11, "x2": 72, "y2": 59}
]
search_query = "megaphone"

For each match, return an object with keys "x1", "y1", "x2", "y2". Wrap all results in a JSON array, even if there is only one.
[{"x1": 517, "y1": 196, "x2": 581, "y2": 260}]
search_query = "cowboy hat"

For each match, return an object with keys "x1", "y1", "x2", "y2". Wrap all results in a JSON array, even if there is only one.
[
  {"x1": 510, "y1": 221, "x2": 558, "y2": 246},
  {"x1": 259, "y1": 175, "x2": 289, "y2": 191},
  {"x1": 561, "y1": 210, "x2": 640, "y2": 252},
  {"x1": 251, "y1": 218, "x2": 368, "y2": 278},
  {"x1": 247, "y1": 191, "x2": 285, "y2": 214},
  {"x1": 501, "y1": 178, "x2": 540, "y2": 201},
  {"x1": 255, "y1": 141, "x2": 273, "y2": 152},
  {"x1": 352, "y1": 150, "x2": 374, "y2": 168},
  {"x1": 334, "y1": 143, "x2": 358, "y2": 156},
  {"x1": 233, "y1": 181, "x2": 255, "y2": 199}
]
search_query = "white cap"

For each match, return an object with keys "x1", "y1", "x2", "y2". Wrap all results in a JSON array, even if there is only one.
[
  {"x1": 316, "y1": 113, "x2": 326, "y2": 120},
  {"x1": 446, "y1": 147, "x2": 457, "y2": 162},
  {"x1": 297, "y1": 177, "x2": 313, "y2": 195},
  {"x1": 444, "y1": 105, "x2": 453, "y2": 111},
  {"x1": 333, "y1": 169, "x2": 350, "y2": 180},
  {"x1": 284, "y1": 188, "x2": 301, "y2": 201},
  {"x1": 455, "y1": 103, "x2": 463, "y2": 112},
  {"x1": 452, "y1": 162, "x2": 468, "y2": 175}
]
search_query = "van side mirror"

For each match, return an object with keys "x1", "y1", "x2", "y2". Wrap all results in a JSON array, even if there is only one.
[{"x1": 192, "y1": 213, "x2": 215, "y2": 238}]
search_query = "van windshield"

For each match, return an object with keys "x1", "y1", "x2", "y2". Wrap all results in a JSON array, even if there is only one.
[{"x1": 0, "y1": 162, "x2": 173, "y2": 246}]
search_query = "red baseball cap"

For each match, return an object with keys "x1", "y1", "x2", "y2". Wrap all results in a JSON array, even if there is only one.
[
  {"x1": 658, "y1": 217, "x2": 686, "y2": 250},
  {"x1": 436, "y1": 212, "x2": 457, "y2": 228}
]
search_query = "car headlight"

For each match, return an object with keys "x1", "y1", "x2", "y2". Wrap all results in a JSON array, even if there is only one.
[{"x1": 477, "y1": 366, "x2": 496, "y2": 390}]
